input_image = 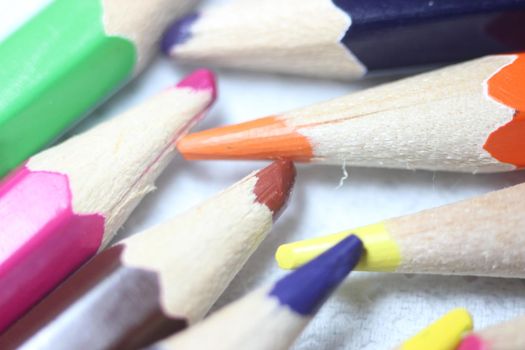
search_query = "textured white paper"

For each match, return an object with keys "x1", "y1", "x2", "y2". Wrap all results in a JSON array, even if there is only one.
[{"x1": 3, "y1": 1, "x2": 525, "y2": 349}]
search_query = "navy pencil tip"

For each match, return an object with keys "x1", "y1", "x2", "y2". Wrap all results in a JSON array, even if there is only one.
[
  {"x1": 269, "y1": 235, "x2": 363, "y2": 316},
  {"x1": 161, "y1": 12, "x2": 200, "y2": 55}
]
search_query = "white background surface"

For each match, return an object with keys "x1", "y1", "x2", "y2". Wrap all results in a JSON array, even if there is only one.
[{"x1": 2, "y1": 1, "x2": 525, "y2": 349}]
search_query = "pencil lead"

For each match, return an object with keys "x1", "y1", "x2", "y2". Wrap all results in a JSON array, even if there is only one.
[
  {"x1": 177, "y1": 117, "x2": 313, "y2": 161},
  {"x1": 269, "y1": 235, "x2": 363, "y2": 315},
  {"x1": 162, "y1": 12, "x2": 199, "y2": 54},
  {"x1": 175, "y1": 68, "x2": 217, "y2": 101},
  {"x1": 254, "y1": 160, "x2": 296, "y2": 221}
]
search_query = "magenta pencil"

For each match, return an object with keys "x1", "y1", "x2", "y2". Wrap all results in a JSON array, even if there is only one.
[
  {"x1": 459, "y1": 315, "x2": 525, "y2": 350},
  {"x1": 0, "y1": 70, "x2": 217, "y2": 332},
  {"x1": 0, "y1": 161, "x2": 295, "y2": 349}
]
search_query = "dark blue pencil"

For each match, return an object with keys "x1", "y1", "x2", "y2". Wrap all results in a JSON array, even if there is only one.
[{"x1": 162, "y1": 0, "x2": 525, "y2": 80}]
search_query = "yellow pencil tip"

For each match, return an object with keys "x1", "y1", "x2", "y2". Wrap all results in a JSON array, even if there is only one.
[
  {"x1": 275, "y1": 245, "x2": 296, "y2": 269},
  {"x1": 274, "y1": 223, "x2": 402, "y2": 272},
  {"x1": 402, "y1": 308, "x2": 473, "y2": 350}
]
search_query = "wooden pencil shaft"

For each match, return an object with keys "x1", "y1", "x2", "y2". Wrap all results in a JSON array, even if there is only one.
[{"x1": 387, "y1": 181, "x2": 525, "y2": 277}]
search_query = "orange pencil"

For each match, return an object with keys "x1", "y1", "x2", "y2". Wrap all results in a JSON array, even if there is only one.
[{"x1": 178, "y1": 54, "x2": 525, "y2": 173}]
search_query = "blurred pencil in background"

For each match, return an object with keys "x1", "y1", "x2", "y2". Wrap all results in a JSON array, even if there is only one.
[
  {"x1": 163, "y1": 0, "x2": 525, "y2": 80},
  {"x1": 0, "y1": 0, "x2": 199, "y2": 176},
  {"x1": 0, "y1": 70, "x2": 216, "y2": 333},
  {"x1": 458, "y1": 315, "x2": 525, "y2": 350},
  {"x1": 0, "y1": 160, "x2": 295, "y2": 349},
  {"x1": 396, "y1": 308, "x2": 473, "y2": 350},
  {"x1": 145, "y1": 235, "x2": 363, "y2": 350}
]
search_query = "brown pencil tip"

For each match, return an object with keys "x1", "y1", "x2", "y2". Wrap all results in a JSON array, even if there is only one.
[
  {"x1": 253, "y1": 160, "x2": 296, "y2": 221},
  {"x1": 176, "y1": 117, "x2": 313, "y2": 161}
]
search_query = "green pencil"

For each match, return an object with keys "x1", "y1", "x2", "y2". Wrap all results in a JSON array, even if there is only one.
[{"x1": 0, "y1": 0, "x2": 197, "y2": 176}]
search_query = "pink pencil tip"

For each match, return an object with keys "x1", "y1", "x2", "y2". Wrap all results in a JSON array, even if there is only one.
[
  {"x1": 457, "y1": 335, "x2": 488, "y2": 350},
  {"x1": 253, "y1": 160, "x2": 296, "y2": 221},
  {"x1": 176, "y1": 69, "x2": 217, "y2": 102}
]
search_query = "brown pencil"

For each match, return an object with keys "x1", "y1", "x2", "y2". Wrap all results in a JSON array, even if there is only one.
[{"x1": 0, "y1": 161, "x2": 295, "y2": 349}]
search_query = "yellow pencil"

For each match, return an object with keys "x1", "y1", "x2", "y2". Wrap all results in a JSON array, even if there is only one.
[{"x1": 276, "y1": 182, "x2": 525, "y2": 278}]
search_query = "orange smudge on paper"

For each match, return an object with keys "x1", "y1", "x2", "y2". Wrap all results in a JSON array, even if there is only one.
[
  {"x1": 484, "y1": 54, "x2": 525, "y2": 168},
  {"x1": 177, "y1": 116, "x2": 313, "y2": 161}
]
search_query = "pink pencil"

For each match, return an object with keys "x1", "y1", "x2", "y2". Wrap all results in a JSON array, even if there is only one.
[
  {"x1": 458, "y1": 315, "x2": 525, "y2": 350},
  {"x1": 0, "y1": 69, "x2": 217, "y2": 332}
]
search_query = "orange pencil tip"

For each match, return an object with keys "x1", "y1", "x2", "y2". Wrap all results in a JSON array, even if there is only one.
[{"x1": 177, "y1": 116, "x2": 314, "y2": 161}]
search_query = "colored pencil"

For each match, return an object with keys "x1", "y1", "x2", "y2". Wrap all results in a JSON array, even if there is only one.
[
  {"x1": 0, "y1": 160, "x2": 295, "y2": 349},
  {"x1": 144, "y1": 235, "x2": 363, "y2": 350},
  {"x1": 0, "y1": 70, "x2": 216, "y2": 333},
  {"x1": 177, "y1": 53, "x2": 525, "y2": 173},
  {"x1": 458, "y1": 315, "x2": 525, "y2": 350},
  {"x1": 396, "y1": 308, "x2": 473, "y2": 350},
  {"x1": 162, "y1": 0, "x2": 525, "y2": 80},
  {"x1": 276, "y1": 180, "x2": 525, "y2": 278},
  {"x1": 0, "y1": 0, "x2": 198, "y2": 176}
]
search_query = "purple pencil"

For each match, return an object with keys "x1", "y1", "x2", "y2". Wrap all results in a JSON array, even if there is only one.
[{"x1": 146, "y1": 235, "x2": 363, "y2": 350}]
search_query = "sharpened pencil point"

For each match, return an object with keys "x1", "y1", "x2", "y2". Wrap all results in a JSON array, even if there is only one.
[
  {"x1": 162, "y1": 12, "x2": 199, "y2": 54},
  {"x1": 177, "y1": 117, "x2": 313, "y2": 161},
  {"x1": 270, "y1": 235, "x2": 363, "y2": 315},
  {"x1": 176, "y1": 69, "x2": 217, "y2": 101},
  {"x1": 254, "y1": 161, "x2": 295, "y2": 221}
]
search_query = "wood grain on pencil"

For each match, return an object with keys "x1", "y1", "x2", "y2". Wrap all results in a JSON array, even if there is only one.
[
  {"x1": 162, "y1": 0, "x2": 525, "y2": 80},
  {"x1": 276, "y1": 180, "x2": 525, "y2": 278},
  {"x1": 0, "y1": 0, "x2": 198, "y2": 175},
  {"x1": 178, "y1": 54, "x2": 525, "y2": 173},
  {"x1": 146, "y1": 236, "x2": 362, "y2": 350},
  {"x1": 0, "y1": 160, "x2": 295, "y2": 349},
  {"x1": 0, "y1": 70, "x2": 216, "y2": 333}
]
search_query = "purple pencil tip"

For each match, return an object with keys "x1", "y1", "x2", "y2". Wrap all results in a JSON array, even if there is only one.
[
  {"x1": 161, "y1": 12, "x2": 200, "y2": 55},
  {"x1": 269, "y1": 235, "x2": 363, "y2": 316}
]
